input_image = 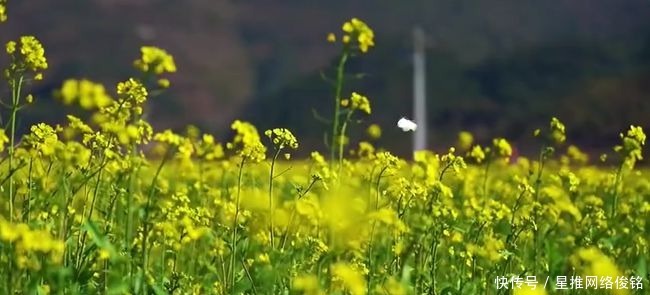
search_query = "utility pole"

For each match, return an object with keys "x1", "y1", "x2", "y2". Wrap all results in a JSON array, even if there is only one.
[{"x1": 413, "y1": 26, "x2": 427, "y2": 153}]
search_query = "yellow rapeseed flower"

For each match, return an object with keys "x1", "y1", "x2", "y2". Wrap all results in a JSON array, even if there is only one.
[
  {"x1": 339, "y1": 18, "x2": 375, "y2": 53},
  {"x1": 117, "y1": 78, "x2": 148, "y2": 106},
  {"x1": 615, "y1": 125, "x2": 646, "y2": 167},
  {"x1": 227, "y1": 120, "x2": 266, "y2": 162},
  {"x1": 348, "y1": 92, "x2": 371, "y2": 115},
  {"x1": 458, "y1": 131, "x2": 474, "y2": 150},
  {"x1": 98, "y1": 249, "x2": 111, "y2": 260},
  {"x1": 513, "y1": 284, "x2": 547, "y2": 295},
  {"x1": 0, "y1": 0, "x2": 7, "y2": 22},
  {"x1": 327, "y1": 33, "x2": 336, "y2": 43},
  {"x1": 366, "y1": 124, "x2": 382, "y2": 139},
  {"x1": 492, "y1": 138, "x2": 513, "y2": 159},
  {"x1": 6, "y1": 40, "x2": 15, "y2": 54},
  {"x1": 571, "y1": 247, "x2": 629, "y2": 295},
  {"x1": 550, "y1": 117, "x2": 566, "y2": 145},
  {"x1": 5, "y1": 36, "x2": 48, "y2": 79},
  {"x1": 264, "y1": 128, "x2": 299, "y2": 149},
  {"x1": 0, "y1": 128, "x2": 8, "y2": 152},
  {"x1": 469, "y1": 145, "x2": 486, "y2": 163},
  {"x1": 133, "y1": 46, "x2": 177, "y2": 75},
  {"x1": 55, "y1": 79, "x2": 114, "y2": 110},
  {"x1": 292, "y1": 274, "x2": 323, "y2": 295},
  {"x1": 24, "y1": 123, "x2": 60, "y2": 156},
  {"x1": 154, "y1": 129, "x2": 193, "y2": 158},
  {"x1": 331, "y1": 262, "x2": 367, "y2": 295}
]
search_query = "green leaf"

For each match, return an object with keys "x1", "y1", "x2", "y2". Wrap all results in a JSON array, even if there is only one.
[
  {"x1": 134, "y1": 268, "x2": 144, "y2": 294},
  {"x1": 150, "y1": 283, "x2": 167, "y2": 295},
  {"x1": 107, "y1": 282, "x2": 130, "y2": 295},
  {"x1": 636, "y1": 255, "x2": 647, "y2": 279},
  {"x1": 82, "y1": 220, "x2": 119, "y2": 261},
  {"x1": 439, "y1": 286, "x2": 458, "y2": 295},
  {"x1": 233, "y1": 274, "x2": 253, "y2": 294},
  {"x1": 401, "y1": 264, "x2": 413, "y2": 285}
]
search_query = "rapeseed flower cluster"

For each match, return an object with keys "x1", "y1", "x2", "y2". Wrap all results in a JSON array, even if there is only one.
[
  {"x1": 331, "y1": 262, "x2": 367, "y2": 295},
  {"x1": 55, "y1": 79, "x2": 113, "y2": 110},
  {"x1": 0, "y1": 0, "x2": 7, "y2": 22},
  {"x1": 550, "y1": 117, "x2": 567, "y2": 145},
  {"x1": 458, "y1": 131, "x2": 474, "y2": 151},
  {"x1": 571, "y1": 247, "x2": 630, "y2": 295},
  {"x1": 265, "y1": 128, "x2": 299, "y2": 150},
  {"x1": 154, "y1": 129, "x2": 193, "y2": 158},
  {"x1": 116, "y1": 78, "x2": 148, "y2": 112},
  {"x1": 133, "y1": 46, "x2": 176, "y2": 75},
  {"x1": 342, "y1": 92, "x2": 372, "y2": 115},
  {"x1": 5, "y1": 36, "x2": 48, "y2": 80},
  {"x1": 0, "y1": 129, "x2": 8, "y2": 152},
  {"x1": 227, "y1": 120, "x2": 266, "y2": 162},
  {"x1": 492, "y1": 137, "x2": 513, "y2": 159},
  {"x1": 339, "y1": 18, "x2": 375, "y2": 53},
  {"x1": 615, "y1": 125, "x2": 646, "y2": 167},
  {"x1": 96, "y1": 78, "x2": 153, "y2": 146},
  {"x1": 193, "y1": 133, "x2": 225, "y2": 161},
  {"x1": 23, "y1": 123, "x2": 60, "y2": 157},
  {"x1": 133, "y1": 46, "x2": 176, "y2": 89},
  {"x1": 0, "y1": 219, "x2": 64, "y2": 270},
  {"x1": 535, "y1": 117, "x2": 567, "y2": 148},
  {"x1": 292, "y1": 274, "x2": 323, "y2": 295},
  {"x1": 366, "y1": 124, "x2": 382, "y2": 139}
]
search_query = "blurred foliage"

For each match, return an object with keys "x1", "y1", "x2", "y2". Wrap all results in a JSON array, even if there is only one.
[
  {"x1": 1, "y1": 0, "x2": 650, "y2": 156},
  {"x1": 244, "y1": 35, "x2": 650, "y2": 157}
]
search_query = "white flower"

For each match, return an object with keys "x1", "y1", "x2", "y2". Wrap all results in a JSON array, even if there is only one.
[{"x1": 397, "y1": 117, "x2": 417, "y2": 132}]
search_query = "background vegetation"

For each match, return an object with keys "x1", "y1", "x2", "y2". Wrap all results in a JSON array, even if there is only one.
[{"x1": 1, "y1": 0, "x2": 650, "y2": 156}]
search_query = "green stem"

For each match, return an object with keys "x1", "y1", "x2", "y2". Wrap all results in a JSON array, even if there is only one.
[
  {"x1": 229, "y1": 158, "x2": 246, "y2": 292},
  {"x1": 125, "y1": 169, "x2": 135, "y2": 248},
  {"x1": 610, "y1": 162, "x2": 624, "y2": 218},
  {"x1": 8, "y1": 75, "x2": 24, "y2": 223},
  {"x1": 6, "y1": 75, "x2": 23, "y2": 295},
  {"x1": 125, "y1": 144, "x2": 139, "y2": 281},
  {"x1": 23, "y1": 157, "x2": 33, "y2": 222},
  {"x1": 438, "y1": 159, "x2": 456, "y2": 182},
  {"x1": 269, "y1": 147, "x2": 282, "y2": 249},
  {"x1": 140, "y1": 150, "x2": 171, "y2": 292},
  {"x1": 337, "y1": 111, "x2": 353, "y2": 176},
  {"x1": 482, "y1": 159, "x2": 492, "y2": 196},
  {"x1": 428, "y1": 238, "x2": 439, "y2": 295},
  {"x1": 75, "y1": 159, "x2": 106, "y2": 270},
  {"x1": 366, "y1": 166, "x2": 388, "y2": 291},
  {"x1": 280, "y1": 177, "x2": 319, "y2": 251},
  {"x1": 240, "y1": 257, "x2": 259, "y2": 295},
  {"x1": 330, "y1": 52, "x2": 349, "y2": 164},
  {"x1": 532, "y1": 146, "x2": 546, "y2": 275},
  {"x1": 161, "y1": 243, "x2": 168, "y2": 286}
]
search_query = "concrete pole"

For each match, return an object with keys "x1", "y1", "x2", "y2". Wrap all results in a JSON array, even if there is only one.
[{"x1": 413, "y1": 27, "x2": 427, "y2": 153}]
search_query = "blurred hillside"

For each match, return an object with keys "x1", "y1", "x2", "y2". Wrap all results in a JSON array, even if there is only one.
[{"x1": 1, "y1": 0, "x2": 650, "y2": 156}]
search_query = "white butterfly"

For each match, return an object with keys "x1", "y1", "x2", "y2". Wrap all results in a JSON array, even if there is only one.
[{"x1": 397, "y1": 117, "x2": 417, "y2": 132}]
